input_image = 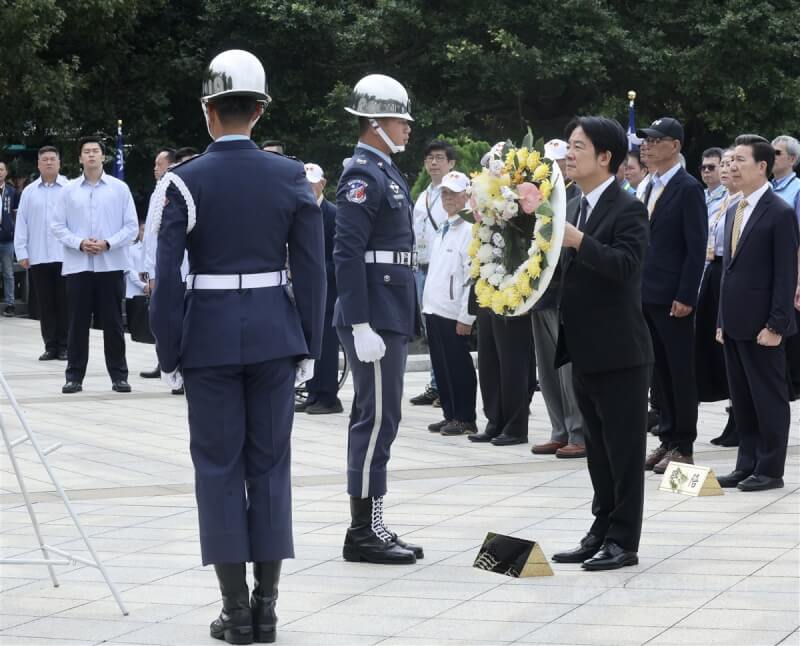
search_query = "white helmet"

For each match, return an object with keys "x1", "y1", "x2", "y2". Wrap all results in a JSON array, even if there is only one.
[
  {"x1": 345, "y1": 74, "x2": 413, "y2": 121},
  {"x1": 201, "y1": 49, "x2": 271, "y2": 104}
]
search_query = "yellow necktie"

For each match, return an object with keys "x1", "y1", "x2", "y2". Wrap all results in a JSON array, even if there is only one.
[
  {"x1": 647, "y1": 181, "x2": 664, "y2": 218},
  {"x1": 730, "y1": 199, "x2": 748, "y2": 254}
]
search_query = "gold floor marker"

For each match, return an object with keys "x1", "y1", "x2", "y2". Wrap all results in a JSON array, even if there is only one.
[
  {"x1": 659, "y1": 463, "x2": 724, "y2": 497},
  {"x1": 473, "y1": 532, "x2": 554, "y2": 577}
]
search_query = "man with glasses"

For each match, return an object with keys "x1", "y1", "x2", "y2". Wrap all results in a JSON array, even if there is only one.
[
  {"x1": 635, "y1": 117, "x2": 707, "y2": 474},
  {"x1": 409, "y1": 140, "x2": 456, "y2": 407},
  {"x1": 700, "y1": 147, "x2": 727, "y2": 220}
]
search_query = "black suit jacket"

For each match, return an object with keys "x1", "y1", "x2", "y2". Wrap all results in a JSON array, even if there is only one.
[
  {"x1": 557, "y1": 181, "x2": 654, "y2": 374},
  {"x1": 641, "y1": 168, "x2": 707, "y2": 307},
  {"x1": 718, "y1": 188, "x2": 799, "y2": 340}
]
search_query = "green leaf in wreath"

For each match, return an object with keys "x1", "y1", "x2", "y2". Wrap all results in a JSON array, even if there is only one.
[
  {"x1": 521, "y1": 127, "x2": 534, "y2": 152},
  {"x1": 539, "y1": 221, "x2": 553, "y2": 240},
  {"x1": 458, "y1": 208, "x2": 476, "y2": 224},
  {"x1": 537, "y1": 201, "x2": 553, "y2": 218},
  {"x1": 539, "y1": 254, "x2": 549, "y2": 271}
]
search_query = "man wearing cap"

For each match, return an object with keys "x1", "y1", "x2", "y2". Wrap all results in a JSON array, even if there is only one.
[
  {"x1": 334, "y1": 73, "x2": 423, "y2": 565},
  {"x1": 296, "y1": 163, "x2": 343, "y2": 414},
  {"x1": 636, "y1": 117, "x2": 707, "y2": 474},
  {"x1": 423, "y1": 170, "x2": 478, "y2": 436},
  {"x1": 546, "y1": 139, "x2": 580, "y2": 202},
  {"x1": 150, "y1": 50, "x2": 326, "y2": 644}
]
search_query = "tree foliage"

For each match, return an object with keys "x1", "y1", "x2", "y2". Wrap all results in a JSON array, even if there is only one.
[{"x1": 2, "y1": 0, "x2": 798, "y2": 203}]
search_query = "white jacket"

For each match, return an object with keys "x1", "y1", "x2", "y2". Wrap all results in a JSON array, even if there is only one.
[
  {"x1": 422, "y1": 216, "x2": 475, "y2": 325},
  {"x1": 413, "y1": 184, "x2": 448, "y2": 266}
]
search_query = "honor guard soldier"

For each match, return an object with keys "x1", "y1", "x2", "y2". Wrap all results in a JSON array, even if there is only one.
[
  {"x1": 334, "y1": 74, "x2": 424, "y2": 564},
  {"x1": 149, "y1": 49, "x2": 326, "y2": 644}
]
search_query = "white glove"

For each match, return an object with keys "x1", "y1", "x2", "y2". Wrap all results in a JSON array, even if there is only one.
[
  {"x1": 162, "y1": 368, "x2": 184, "y2": 390},
  {"x1": 295, "y1": 358, "x2": 315, "y2": 386},
  {"x1": 352, "y1": 323, "x2": 386, "y2": 363}
]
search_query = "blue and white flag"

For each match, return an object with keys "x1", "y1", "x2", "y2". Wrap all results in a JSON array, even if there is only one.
[
  {"x1": 114, "y1": 119, "x2": 125, "y2": 180},
  {"x1": 627, "y1": 92, "x2": 642, "y2": 150}
]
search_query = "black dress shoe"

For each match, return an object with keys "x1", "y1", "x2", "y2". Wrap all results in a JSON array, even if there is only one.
[
  {"x1": 552, "y1": 533, "x2": 603, "y2": 563},
  {"x1": 305, "y1": 399, "x2": 344, "y2": 414},
  {"x1": 711, "y1": 407, "x2": 738, "y2": 446},
  {"x1": 428, "y1": 419, "x2": 451, "y2": 432},
  {"x1": 39, "y1": 350, "x2": 58, "y2": 361},
  {"x1": 62, "y1": 381, "x2": 82, "y2": 394},
  {"x1": 737, "y1": 474, "x2": 784, "y2": 492},
  {"x1": 294, "y1": 398, "x2": 311, "y2": 412},
  {"x1": 468, "y1": 431, "x2": 496, "y2": 443},
  {"x1": 57, "y1": 350, "x2": 68, "y2": 360},
  {"x1": 112, "y1": 380, "x2": 131, "y2": 393},
  {"x1": 717, "y1": 470, "x2": 750, "y2": 488},
  {"x1": 582, "y1": 541, "x2": 638, "y2": 571},
  {"x1": 139, "y1": 367, "x2": 161, "y2": 379},
  {"x1": 491, "y1": 433, "x2": 528, "y2": 446}
]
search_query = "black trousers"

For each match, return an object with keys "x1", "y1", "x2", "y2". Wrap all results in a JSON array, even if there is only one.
[
  {"x1": 65, "y1": 271, "x2": 127, "y2": 383},
  {"x1": 306, "y1": 308, "x2": 339, "y2": 406},
  {"x1": 786, "y1": 310, "x2": 800, "y2": 399},
  {"x1": 724, "y1": 337, "x2": 791, "y2": 479},
  {"x1": 695, "y1": 260, "x2": 729, "y2": 402},
  {"x1": 29, "y1": 262, "x2": 68, "y2": 353},
  {"x1": 573, "y1": 364, "x2": 649, "y2": 552},
  {"x1": 425, "y1": 313, "x2": 477, "y2": 422},
  {"x1": 476, "y1": 308, "x2": 534, "y2": 438},
  {"x1": 643, "y1": 304, "x2": 698, "y2": 453}
]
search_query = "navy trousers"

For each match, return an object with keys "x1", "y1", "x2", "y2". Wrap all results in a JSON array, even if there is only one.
[
  {"x1": 183, "y1": 358, "x2": 296, "y2": 565},
  {"x1": 425, "y1": 313, "x2": 476, "y2": 422},
  {"x1": 306, "y1": 309, "x2": 339, "y2": 406},
  {"x1": 337, "y1": 326, "x2": 407, "y2": 498},
  {"x1": 724, "y1": 337, "x2": 791, "y2": 478}
]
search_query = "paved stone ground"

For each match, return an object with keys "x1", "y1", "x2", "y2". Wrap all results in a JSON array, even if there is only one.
[{"x1": 1, "y1": 316, "x2": 798, "y2": 646}]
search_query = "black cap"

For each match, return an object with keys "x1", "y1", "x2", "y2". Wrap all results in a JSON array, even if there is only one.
[{"x1": 636, "y1": 117, "x2": 684, "y2": 145}]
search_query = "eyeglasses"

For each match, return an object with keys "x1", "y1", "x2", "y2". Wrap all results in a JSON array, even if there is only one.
[
  {"x1": 700, "y1": 164, "x2": 717, "y2": 172},
  {"x1": 643, "y1": 137, "x2": 674, "y2": 146},
  {"x1": 425, "y1": 154, "x2": 449, "y2": 163}
]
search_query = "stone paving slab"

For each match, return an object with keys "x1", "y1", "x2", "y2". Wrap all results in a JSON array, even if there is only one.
[{"x1": 1, "y1": 316, "x2": 799, "y2": 645}]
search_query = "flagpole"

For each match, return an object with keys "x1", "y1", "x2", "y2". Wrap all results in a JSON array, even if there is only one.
[
  {"x1": 627, "y1": 90, "x2": 641, "y2": 151},
  {"x1": 115, "y1": 119, "x2": 125, "y2": 180}
]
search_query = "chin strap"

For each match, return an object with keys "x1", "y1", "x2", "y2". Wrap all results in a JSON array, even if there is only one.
[{"x1": 369, "y1": 118, "x2": 404, "y2": 154}]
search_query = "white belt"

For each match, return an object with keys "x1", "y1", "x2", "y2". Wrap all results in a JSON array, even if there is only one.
[
  {"x1": 185, "y1": 270, "x2": 288, "y2": 291},
  {"x1": 364, "y1": 250, "x2": 417, "y2": 267}
]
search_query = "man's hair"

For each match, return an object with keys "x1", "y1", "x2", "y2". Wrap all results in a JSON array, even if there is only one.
[
  {"x1": 260, "y1": 139, "x2": 285, "y2": 151},
  {"x1": 38, "y1": 145, "x2": 60, "y2": 158},
  {"x1": 0, "y1": 160, "x2": 7, "y2": 169},
  {"x1": 211, "y1": 95, "x2": 258, "y2": 125},
  {"x1": 627, "y1": 149, "x2": 646, "y2": 170},
  {"x1": 78, "y1": 135, "x2": 106, "y2": 155},
  {"x1": 424, "y1": 140, "x2": 457, "y2": 161},
  {"x1": 175, "y1": 147, "x2": 198, "y2": 162},
  {"x1": 157, "y1": 148, "x2": 177, "y2": 164},
  {"x1": 702, "y1": 147, "x2": 724, "y2": 161},
  {"x1": 772, "y1": 135, "x2": 800, "y2": 162},
  {"x1": 735, "y1": 134, "x2": 775, "y2": 177},
  {"x1": 564, "y1": 116, "x2": 627, "y2": 174}
]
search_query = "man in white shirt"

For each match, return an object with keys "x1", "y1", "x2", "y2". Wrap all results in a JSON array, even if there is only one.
[
  {"x1": 51, "y1": 136, "x2": 138, "y2": 394},
  {"x1": 409, "y1": 140, "x2": 454, "y2": 407},
  {"x1": 14, "y1": 147, "x2": 70, "y2": 359},
  {"x1": 422, "y1": 171, "x2": 477, "y2": 436}
]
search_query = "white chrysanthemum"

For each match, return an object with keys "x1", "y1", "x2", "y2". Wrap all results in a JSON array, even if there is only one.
[
  {"x1": 477, "y1": 244, "x2": 494, "y2": 262},
  {"x1": 499, "y1": 275, "x2": 515, "y2": 290},
  {"x1": 495, "y1": 264, "x2": 507, "y2": 275},
  {"x1": 478, "y1": 226, "x2": 492, "y2": 242},
  {"x1": 491, "y1": 232, "x2": 505, "y2": 247},
  {"x1": 480, "y1": 263, "x2": 497, "y2": 279},
  {"x1": 489, "y1": 159, "x2": 504, "y2": 176},
  {"x1": 492, "y1": 247, "x2": 503, "y2": 258},
  {"x1": 488, "y1": 273, "x2": 503, "y2": 286}
]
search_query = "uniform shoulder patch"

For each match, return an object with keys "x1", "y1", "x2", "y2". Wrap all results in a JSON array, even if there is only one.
[{"x1": 345, "y1": 179, "x2": 368, "y2": 204}]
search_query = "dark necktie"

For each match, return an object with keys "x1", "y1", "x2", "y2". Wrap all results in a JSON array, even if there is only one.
[{"x1": 577, "y1": 197, "x2": 589, "y2": 231}]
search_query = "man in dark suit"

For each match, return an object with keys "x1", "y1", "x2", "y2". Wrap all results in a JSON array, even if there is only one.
[
  {"x1": 552, "y1": 116, "x2": 653, "y2": 571},
  {"x1": 150, "y1": 50, "x2": 326, "y2": 644},
  {"x1": 716, "y1": 134, "x2": 799, "y2": 492},
  {"x1": 636, "y1": 118, "x2": 707, "y2": 473}
]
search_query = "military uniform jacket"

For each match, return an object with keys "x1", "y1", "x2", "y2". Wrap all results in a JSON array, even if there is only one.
[
  {"x1": 150, "y1": 139, "x2": 326, "y2": 372},
  {"x1": 333, "y1": 146, "x2": 418, "y2": 338}
]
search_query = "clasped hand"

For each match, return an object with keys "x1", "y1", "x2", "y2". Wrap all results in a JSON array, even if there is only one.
[{"x1": 80, "y1": 238, "x2": 109, "y2": 255}]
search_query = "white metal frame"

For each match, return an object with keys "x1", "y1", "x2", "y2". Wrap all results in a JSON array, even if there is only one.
[{"x1": 0, "y1": 371, "x2": 128, "y2": 615}]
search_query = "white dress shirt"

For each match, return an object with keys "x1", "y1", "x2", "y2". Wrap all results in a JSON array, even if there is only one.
[
  {"x1": 125, "y1": 240, "x2": 147, "y2": 298},
  {"x1": 580, "y1": 176, "x2": 617, "y2": 225},
  {"x1": 413, "y1": 183, "x2": 448, "y2": 266},
  {"x1": 13, "y1": 175, "x2": 69, "y2": 265},
  {"x1": 422, "y1": 215, "x2": 475, "y2": 325},
  {"x1": 646, "y1": 162, "x2": 682, "y2": 213},
  {"x1": 51, "y1": 172, "x2": 138, "y2": 275},
  {"x1": 739, "y1": 181, "x2": 772, "y2": 232}
]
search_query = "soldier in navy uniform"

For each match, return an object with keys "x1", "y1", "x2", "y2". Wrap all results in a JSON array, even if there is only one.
[
  {"x1": 334, "y1": 74, "x2": 423, "y2": 565},
  {"x1": 150, "y1": 50, "x2": 325, "y2": 644}
]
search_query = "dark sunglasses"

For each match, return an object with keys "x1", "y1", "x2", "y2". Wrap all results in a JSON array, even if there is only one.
[{"x1": 700, "y1": 164, "x2": 717, "y2": 171}]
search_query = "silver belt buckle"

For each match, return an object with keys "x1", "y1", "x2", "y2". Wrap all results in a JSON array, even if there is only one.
[{"x1": 397, "y1": 251, "x2": 411, "y2": 266}]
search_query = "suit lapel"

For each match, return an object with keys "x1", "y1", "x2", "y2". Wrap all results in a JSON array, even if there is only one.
[
  {"x1": 562, "y1": 197, "x2": 581, "y2": 272},
  {"x1": 581, "y1": 181, "x2": 619, "y2": 238},
  {"x1": 649, "y1": 170, "x2": 683, "y2": 223},
  {"x1": 730, "y1": 190, "x2": 770, "y2": 264}
]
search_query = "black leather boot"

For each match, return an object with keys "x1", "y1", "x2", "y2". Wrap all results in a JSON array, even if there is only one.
[
  {"x1": 210, "y1": 563, "x2": 253, "y2": 644},
  {"x1": 251, "y1": 561, "x2": 280, "y2": 643},
  {"x1": 343, "y1": 496, "x2": 416, "y2": 564},
  {"x1": 372, "y1": 496, "x2": 424, "y2": 559}
]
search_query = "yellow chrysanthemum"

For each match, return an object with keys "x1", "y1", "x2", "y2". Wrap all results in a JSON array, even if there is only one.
[
  {"x1": 470, "y1": 259, "x2": 481, "y2": 279},
  {"x1": 539, "y1": 178, "x2": 552, "y2": 200},
  {"x1": 491, "y1": 290, "x2": 506, "y2": 315},
  {"x1": 467, "y1": 237, "x2": 481, "y2": 258},
  {"x1": 472, "y1": 222, "x2": 480, "y2": 234},
  {"x1": 504, "y1": 286, "x2": 522, "y2": 309},
  {"x1": 532, "y1": 162, "x2": 550, "y2": 182},
  {"x1": 516, "y1": 272, "x2": 533, "y2": 297},
  {"x1": 539, "y1": 214, "x2": 552, "y2": 226},
  {"x1": 526, "y1": 254, "x2": 542, "y2": 278},
  {"x1": 535, "y1": 232, "x2": 551, "y2": 252},
  {"x1": 516, "y1": 147, "x2": 529, "y2": 167},
  {"x1": 476, "y1": 280, "x2": 493, "y2": 308},
  {"x1": 505, "y1": 149, "x2": 516, "y2": 166},
  {"x1": 526, "y1": 150, "x2": 541, "y2": 170}
]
